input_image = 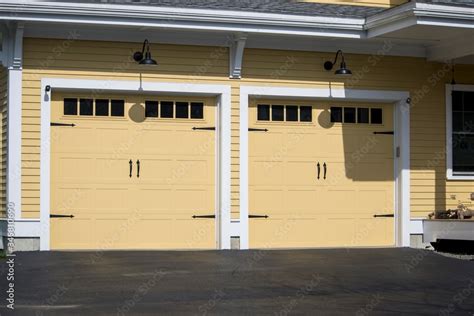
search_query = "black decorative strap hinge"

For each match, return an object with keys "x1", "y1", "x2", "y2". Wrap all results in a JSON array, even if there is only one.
[
  {"x1": 249, "y1": 214, "x2": 269, "y2": 218},
  {"x1": 373, "y1": 214, "x2": 394, "y2": 218},
  {"x1": 192, "y1": 214, "x2": 215, "y2": 219},
  {"x1": 373, "y1": 131, "x2": 394, "y2": 135},
  {"x1": 192, "y1": 127, "x2": 215, "y2": 131},
  {"x1": 50, "y1": 214, "x2": 74, "y2": 218},
  {"x1": 248, "y1": 128, "x2": 268, "y2": 132},
  {"x1": 51, "y1": 122, "x2": 75, "y2": 127}
]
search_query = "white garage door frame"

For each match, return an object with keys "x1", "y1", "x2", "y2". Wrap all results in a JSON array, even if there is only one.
[
  {"x1": 40, "y1": 78, "x2": 232, "y2": 251},
  {"x1": 240, "y1": 85, "x2": 411, "y2": 249}
]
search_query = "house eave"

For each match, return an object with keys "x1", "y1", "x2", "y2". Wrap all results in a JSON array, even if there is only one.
[
  {"x1": 366, "y1": 2, "x2": 474, "y2": 37},
  {"x1": 0, "y1": 1, "x2": 366, "y2": 39}
]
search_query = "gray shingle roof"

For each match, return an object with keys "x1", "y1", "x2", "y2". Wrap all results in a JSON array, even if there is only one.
[{"x1": 44, "y1": 0, "x2": 386, "y2": 18}]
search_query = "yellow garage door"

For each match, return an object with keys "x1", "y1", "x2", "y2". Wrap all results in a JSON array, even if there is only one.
[
  {"x1": 51, "y1": 94, "x2": 216, "y2": 250},
  {"x1": 249, "y1": 100, "x2": 394, "y2": 248}
]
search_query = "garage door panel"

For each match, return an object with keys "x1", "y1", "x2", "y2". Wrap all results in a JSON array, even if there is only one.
[
  {"x1": 174, "y1": 189, "x2": 210, "y2": 212},
  {"x1": 323, "y1": 134, "x2": 359, "y2": 155},
  {"x1": 136, "y1": 188, "x2": 173, "y2": 211},
  {"x1": 96, "y1": 158, "x2": 133, "y2": 182},
  {"x1": 324, "y1": 162, "x2": 356, "y2": 185},
  {"x1": 250, "y1": 132, "x2": 285, "y2": 157},
  {"x1": 96, "y1": 128, "x2": 130, "y2": 151},
  {"x1": 250, "y1": 160, "x2": 284, "y2": 185},
  {"x1": 286, "y1": 161, "x2": 319, "y2": 186},
  {"x1": 354, "y1": 161, "x2": 393, "y2": 182},
  {"x1": 284, "y1": 190, "x2": 317, "y2": 212},
  {"x1": 358, "y1": 190, "x2": 393, "y2": 212},
  {"x1": 284, "y1": 132, "x2": 320, "y2": 157},
  {"x1": 322, "y1": 190, "x2": 357, "y2": 212},
  {"x1": 250, "y1": 189, "x2": 284, "y2": 213},
  {"x1": 94, "y1": 188, "x2": 130, "y2": 212},
  {"x1": 174, "y1": 159, "x2": 211, "y2": 183},
  {"x1": 95, "y1": 218, "x2": 132, "y2": 247},
  {"x1": 52, "y1": 187, "x2": 93, "y2": 212},
  {"x1": 53, "y1": 128, "x2": 98, "y2": 153},
  {"x1": 56, "y1": 157, "x2": 95, "y2": 181},
  {"x1": 50, "y1": 218, "x2": 96, "y2": 249}
]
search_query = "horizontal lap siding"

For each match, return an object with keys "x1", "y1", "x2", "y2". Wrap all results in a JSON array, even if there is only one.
[{"x1": 21, "y1": 38, "x2": 474, "y2": 221}]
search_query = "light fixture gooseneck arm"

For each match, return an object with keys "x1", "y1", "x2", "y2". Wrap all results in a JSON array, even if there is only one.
[
  {"x1": 141, "y1": 39, "x2": 149, "y2": 55},
  {"x1": 331, "y1": 50, "x2": 344, "y2": 67}
]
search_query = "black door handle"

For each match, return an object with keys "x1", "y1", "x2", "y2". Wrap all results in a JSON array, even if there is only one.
[
  {"x1": 323, "y1": 163, "x2": 327, "y2": 180},
  {"x1": 136, "y1": 160, "x2": 140, "y2": 178},
  {"x1": 129, "y1": 160, "x2": 133, "y2": 178},
  {"x1": 317, "y1": 163, "x2": 321, "y2": 180}
]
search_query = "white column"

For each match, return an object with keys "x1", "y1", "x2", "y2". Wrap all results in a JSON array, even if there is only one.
[
  {"x1": 239, "y1": 87, "x2": 249, "y2": 249},
  {"x1": 5, "y1": 23, "x2": 23, "y2": 220},
  {"x1": 396, "y1": 98, "x2": 411, "y2": 247},
  {"x1": 219, "y1": 91, "x2": 232, "y2": 249},
  {"x1": 7, "y1": 69, "x2": 22, "y2": 219}
]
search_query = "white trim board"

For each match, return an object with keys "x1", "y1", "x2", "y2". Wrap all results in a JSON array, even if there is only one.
[
  {"x1": 239, "y1": 85, "x2": 411, "y2": 249},
  {"x1": 0, "y1": 219, "x2": 41, "y2": 238},
  {"x1": 40, "y1": 78, "x2": 232, "y2": 251},
  {"x1": 445, "y1": 84, "x2": 474, "y2": 181}
]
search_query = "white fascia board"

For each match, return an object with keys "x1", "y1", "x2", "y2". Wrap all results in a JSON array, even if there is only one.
[{"x1": 0, "y1": 1, "x2": 365, "y2": 39}]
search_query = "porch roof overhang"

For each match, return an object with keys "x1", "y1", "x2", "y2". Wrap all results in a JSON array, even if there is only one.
[{"x1": 0, "y1": 0, "x2": 472, "y2": 63}]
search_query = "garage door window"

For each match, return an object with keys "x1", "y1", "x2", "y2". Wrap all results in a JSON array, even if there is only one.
[
  {"x1": 344, "y1": 107, "x2": 356, "y2": 123},
  {"x1": 176, "y1": 102, "x2": 189, "y2": 119},
  {"x1": 145, "y1": 101, "x2": 205, "y2": 119},
  {"x1": 111, "y1": 100, "x2": 125, "y2": 117},
  {"x1": 64, "y1": 98, "x2": 125, "y2": 117},
  {"x1": 371, "y1": 108, "x2": 383, "y2": 124},
  {"x1": 191, "y1": 103, "x2": 204, "y2": 119},
  {"x1": 300, "y1": 106, "x2": 312, "y2": 122},
  {"x1": 79, "y1": 99, "x2": 93, "y2": 116},
  {"x1": 145, "y1": 101, "x2": 159, "y2": 118},
  {"x1": 331, "y1": 106, "x2": 382, "y2": 124},
  {"x1": 286, "y1": 105, "x2": 298, "y2": 122},
  {"x1": 64, "y1": 98, "x2": 78, "y2": 115},
  {"x1": 95, "y1": 99, "x2": 109, "y2": 116},
  {"x1": 257, "y1": 104, "x2": 313, "y2": 123},
  {"x1": 357, "y1": 108, "x2": 369, "y2": 124}
]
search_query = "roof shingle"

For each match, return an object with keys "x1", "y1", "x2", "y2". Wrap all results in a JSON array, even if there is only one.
[{"x1": 45, "y1": 0, "x2": 386, "y2": 18}]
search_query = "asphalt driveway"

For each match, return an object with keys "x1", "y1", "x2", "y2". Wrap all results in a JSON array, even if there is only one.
[{"x1": 1, "y1": 248, "x2": 474, "y2": 315}]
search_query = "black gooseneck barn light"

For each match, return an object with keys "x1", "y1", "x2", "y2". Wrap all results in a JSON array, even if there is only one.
[
  {"x1": 133, "y1": 39, "x2": 157, "y2": 65},
  {"x1": 324, "y1": 50, "x2": 352, "y2": 76}
]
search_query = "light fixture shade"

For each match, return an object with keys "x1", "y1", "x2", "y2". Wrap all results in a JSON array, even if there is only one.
[
  {"x1": 335, "y1": 61, "x2": 352, "y2": 76},
  {"x1": 139, "y1": 52, "x2": 158, "y2": 65}
]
